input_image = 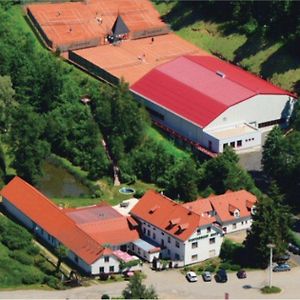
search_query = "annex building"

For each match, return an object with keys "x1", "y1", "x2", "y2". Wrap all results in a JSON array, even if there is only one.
[
  {"x1": 1, "y1": 177, "x2": 257, "y2": 274},
  {"x1": 131, "y1": 55, "x2": 296, "y2": 154}
]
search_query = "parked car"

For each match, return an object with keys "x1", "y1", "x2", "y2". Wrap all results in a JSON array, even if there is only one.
[
  {"x1": 237, "y1": 269, "x2": 247, "y2": 279},
  {"x1": 186, "y1": 271, "x2": 198, "y2": 282},
  {"x1": 276, "y1": 252, "x2": 290, "y2": 263},
  {"x1": 288, "y1": 243, "x2": 300, "y2": 255},
  {"x1": 202, "y1": 271, "x2": 212, "y2": 282},
  {"x1": 273, "y1": 263, "x2": 291, "y2": 272},
  {"x1": 215, "y1": 269, "x2": 228, "y2": 283}
]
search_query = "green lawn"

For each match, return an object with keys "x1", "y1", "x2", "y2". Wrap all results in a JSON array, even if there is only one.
[
  {"x1": 153, "y1": 1, "x2": 300, "y2": 92},
  {"x1": 145, "y1": 126, "x2": 189, "y2": 159}
]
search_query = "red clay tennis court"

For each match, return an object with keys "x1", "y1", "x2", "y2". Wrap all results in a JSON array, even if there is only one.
[
  {"x1": 70, "y1": 33, "x2": 210, "y2": 85},
  {"x1": 27, "y1": 0, "x2": 169, "y2": 51}
]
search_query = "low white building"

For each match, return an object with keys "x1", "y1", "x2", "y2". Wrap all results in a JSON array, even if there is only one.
[
  {"x1": 131, "y1": 55, "x2": 296, "y2": 154},
  {"x1": 0, "y1": 176, "x2": 140, "y2": 275},
  {"x1": 130, "y1": 190, "x2": 224, "y2": 266}
]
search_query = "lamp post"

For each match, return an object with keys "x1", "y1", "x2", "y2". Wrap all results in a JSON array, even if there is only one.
[{"x1": 267, "y1": 243, "x2": 275, "y2": 288}]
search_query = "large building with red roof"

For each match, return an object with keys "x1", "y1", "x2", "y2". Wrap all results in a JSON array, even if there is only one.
[
  {"x1": 0, "y1": 176, "x2": 141, "y2": 275},
  {"x1": 131, "y1": 55, "x2": 296, "y2": 154},
  {"x1": 183, "y1": 190, "x2": 257, "y2": 234},
  {"x1": 130, "y1": 190, "x2": 224, "y2": 266}
]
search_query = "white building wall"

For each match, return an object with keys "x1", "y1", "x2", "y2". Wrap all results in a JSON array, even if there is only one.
[
  {"x1": 206, "y1": 95, "x2": 293, "y2": 130},
  {"x1": 91, "y1": 255, "x2": 120, "y2": 275},
  {"x1": 222, "y1": 218, "x2": 253, "y2": 234},
  {"x1": 203, "y1": 128, "x2": 261, "y2": 153},
  {"x1": 133, "y1": 93, "x2": 204, "y2": 144},
  {"x1": 139, "y1": 219, "x2": 185, "y2": 262},
  {"x1": 184, "y1": 226, "x2": 223, "y2": 265},
  {"x1": 68, "y1": 251, "x2": 91, "y2": 274}
]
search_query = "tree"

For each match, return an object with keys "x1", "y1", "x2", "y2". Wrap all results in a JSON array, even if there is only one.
[
  {"x1": 122, "y1": 272, "x2": 158, "y2": 299},
  {"x1": 9, "y1": 105, "x2": 50, "y2": 185},
  {"x1": 163, "y1": 157, "x2": 198, "y2": 201},
  {"x1": 0, "y1": 75, "x2": 16, "y2": 130},
  {"x1": 244, "y1": 194, "x2": 292, "y2": 268},
  {"x1": 55, "y1": 245, "x2": 68, "y2": 273}
]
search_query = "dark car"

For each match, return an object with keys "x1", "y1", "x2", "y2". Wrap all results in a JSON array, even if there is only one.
[
  {"x1": 288, "y1": 243, "x2": 300, "y2": 255},
  {"x1": 276, "y1": 252, "x2": 290, "y2": 263},
  {"x1": 237, "y1": 269, "x2": 247, "y2": 279},
  {"x1": 215, "y1": 269, "x2": 228, "y2": 283},
  {"x1": 273, "y1": 263, "x2": 291, "y2": 272}
]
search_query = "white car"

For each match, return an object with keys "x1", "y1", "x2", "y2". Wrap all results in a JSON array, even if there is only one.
[{"x1": 186, "y1": 271, "x2": 198, "y2": 282}]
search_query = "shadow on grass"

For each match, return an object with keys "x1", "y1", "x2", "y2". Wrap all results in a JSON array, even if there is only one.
[
  {"x1": 233, "y1": 31, "x2": 275, "y2": 64},
  {"x1": 260, "y1": 41, "x2": 300, "y2": 78}
]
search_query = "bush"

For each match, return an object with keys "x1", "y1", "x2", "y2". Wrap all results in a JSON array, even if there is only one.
[
  {"x1": 204, "y1": 264, "x2": 216, "y2": 273},
  {"x1": 26, "y1": 244, "x2": 40, "y2": 256},
  {"x1": 101, "y1": 294, "x2": 110, "y2": 299},
  {"x1": 10, "y1": 250, "x2": 34, "y2": 265},
  {"x1": 43, "y1": 275, "x2": 60, "y2": 289},
  {"x1": 261, "y1": 286, "x2": 281, "y2": 294},
  {"x1": 22, "y1": 269, "x2": 43, "y2": 284},
  {"x1": 134, "y1": 189, "x2": 145, "y2": 199}
]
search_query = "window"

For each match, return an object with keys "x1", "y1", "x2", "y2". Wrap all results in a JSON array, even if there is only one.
[
  {"x1": 153, "y1": 232, "x2": 156, "y2": 240},
  {"x1": 191, "y1": 254, "x2": 198, "y2": 261},
  {"x1": 48, "y1": 233, "x2": 51, "y2": 241},
  {"x1": 237, "y1": 140, "x2": 242, "y2": 147},
  {"x1": 230, "y1": 141, "x2": 235, "y2": 148},
  {"x1": 223, "y1": 143, "x2": 228, "y2": 150},
  {"x1": 175, "y1": 253, "x2": 180, "y2": 260},
  {"x1": 99, "y1": 267, "x2": 104, "y2": 273},
  {"x1": 192, "y1": 242, "x2": 198, "y2": 249},
  {"x1": 104, "y1": 256, "x2": 109, "y2": 262},
  {"x1": 197, "y1": 228, "x2": 201, "y2": 235},
  {"x1": 168, "y1": 236, "x2": 171, "y2": 243},
  {"x1": 153, "y1": 227, "x2": 156, "y2": 231},
  {"x1": 143, "y1": 227, "x2": 146, "y2": 234},
  {"x1": 175, "y1": 241, "x2": 180, "y2": 248},
  {"x1": 147, "y1": 230, "x2": 150, "y2": 236},
  {"x1": 232, "y1": 223, "x2": 237, "y2": 230},
  {"x1": 209, "y1": 249, "x2": 216, "y2": 257},
  {"x1": 241, "y1": 221, "x2": 244, "y2": 225},
  {"x1": 109, "y1": 266, "x2": 114, "y2": 272},
  {"x1": 209, "y1": 238, "x2": 215, "y2": 244},
  {"x1": 161, "y1": 232, "x2": 165, "y2": 236},
  {"x1": 74, "y1": 255, "x2": 79, "y2": 263},
  {"x1": 207, "y1": 227, "x2": 211, "y2": 233},
  {"x1": 41, "y1": 228, "x2": 44, "y2": 235},
  {"x1": 258, "y1": 118, "x2": 285, "y2": 128}
]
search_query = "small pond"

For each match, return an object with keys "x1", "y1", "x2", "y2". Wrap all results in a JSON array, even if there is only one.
[
  {"x1": 38, "y1": 162, "x2": 90, "y2": 198},
  {"x1": 119, "y1": 187, "x2": 135, "y2": 195}
]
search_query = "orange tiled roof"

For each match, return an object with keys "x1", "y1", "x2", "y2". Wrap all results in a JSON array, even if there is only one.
[
  {"x1": 208, "y1": 190, "x2": 257, "y2": 223},
  {"x1": 130, "y1": 190, "x2": 214, "y2": 241},
  {"x1": 1, "y1": 176, "x2": 104, "y2": 264},
  {"x1": 183, "y1": 198, "x2": 213, "y2": 216}
]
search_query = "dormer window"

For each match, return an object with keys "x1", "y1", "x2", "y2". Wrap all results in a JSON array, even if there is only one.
[{"x1": 234, "y1": 209, "x2": 240, "y2": 218}]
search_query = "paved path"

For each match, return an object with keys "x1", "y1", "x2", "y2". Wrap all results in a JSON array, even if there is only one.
[{"x1": 1, "y1": 265, "x2": 300, "y2": 299}]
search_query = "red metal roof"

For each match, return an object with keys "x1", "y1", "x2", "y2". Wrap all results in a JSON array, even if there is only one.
[
  {"x1": 1, "y1": 177, "x2": 104, "y2": 264},
  {"x1": 131, "y1": 55, "x2": 294, "y2": 128},
  {"x1": 130, "y1": 190, "x2": 215, "y2": 241}
]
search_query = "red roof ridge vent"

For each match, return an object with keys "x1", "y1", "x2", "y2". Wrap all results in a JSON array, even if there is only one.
[
  {"x1": 169, "y1": 218, "x2": 181, "y2": 225},
  {"x1": 216, "y1": 70, "x2": 226, "y2": 78},
  {"x1": 179, "y1": 223, "x2": 189, "y2": 230},
  {"x1": 149, "y1": 205, "x2": 160, "y2": 214}
]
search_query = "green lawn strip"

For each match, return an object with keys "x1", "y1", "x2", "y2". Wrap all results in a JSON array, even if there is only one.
[{"x1": 145, "y1": 126, "x2": 189, "y2": 159}]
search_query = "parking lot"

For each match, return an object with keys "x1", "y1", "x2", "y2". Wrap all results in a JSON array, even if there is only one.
[{"x1": 1, "y1": 264, "x2": 300, "y2": 299}]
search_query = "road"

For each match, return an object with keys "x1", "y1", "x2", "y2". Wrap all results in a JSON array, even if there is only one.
[{"x1": 1, "y1": 265, "x2": 300, "y2": 299}]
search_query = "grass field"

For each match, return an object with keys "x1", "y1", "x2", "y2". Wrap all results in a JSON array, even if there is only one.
[
  {"x1": 146, "y1": 126, "x2": 189, "y2": 159},
  {"x1": 153, "y1": 1, "x2": 300, "y2": 92}
]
